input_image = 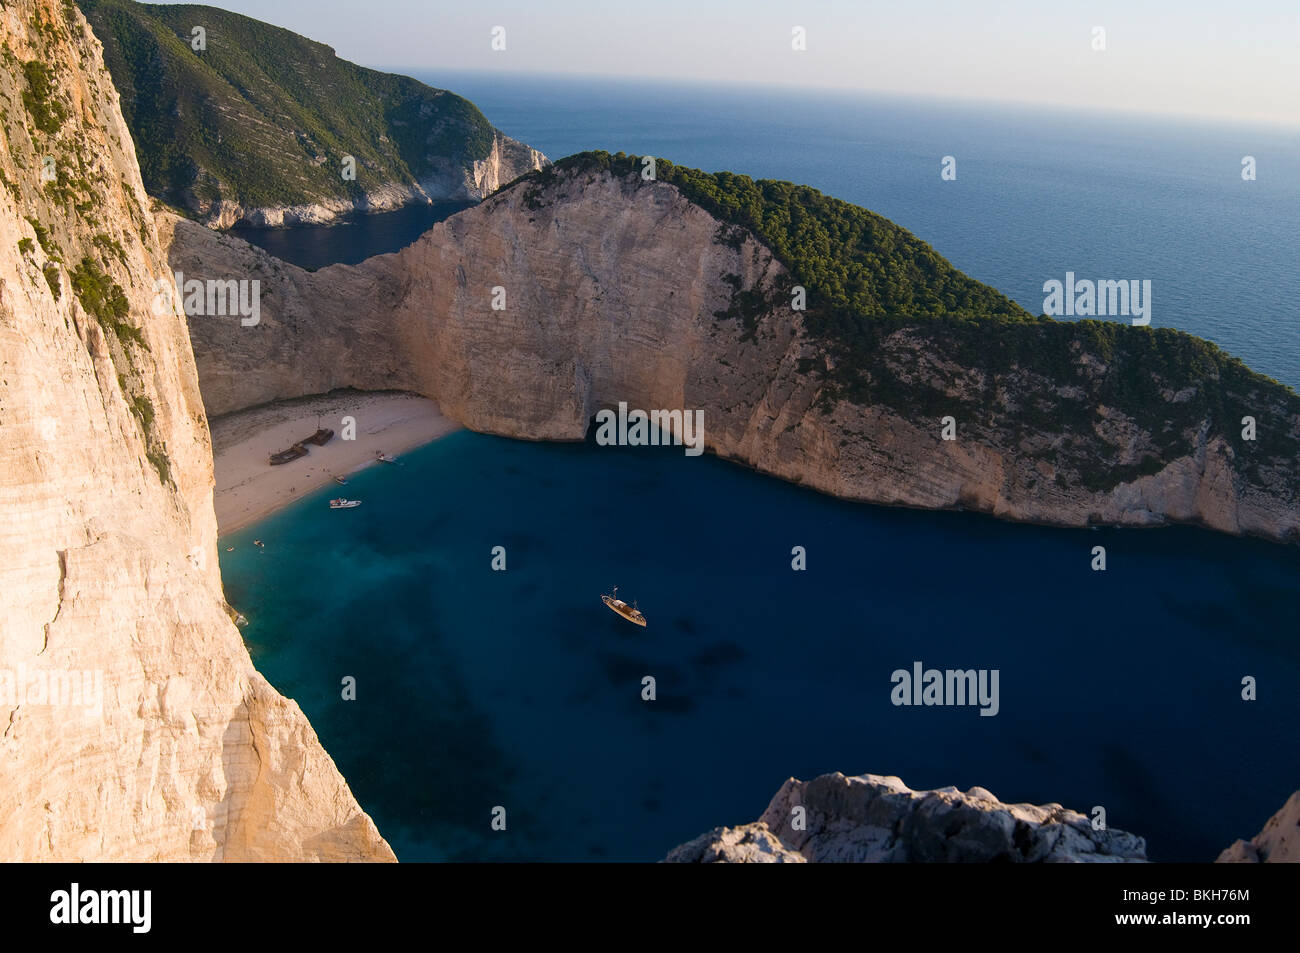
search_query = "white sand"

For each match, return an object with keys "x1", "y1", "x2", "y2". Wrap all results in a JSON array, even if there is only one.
[{"x1": 210, "y1": 391, "x2": 459, "y2": 534}]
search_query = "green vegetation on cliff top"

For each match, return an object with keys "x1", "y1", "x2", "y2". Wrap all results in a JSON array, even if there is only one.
[
  {"x1": 533, "y1": 151, "x2": 1031, "y2": 323},
  {"x1": 78, "y1": 0, "x2": 501, "y2": 214},
  {"x1": 519, "y1": 152, "x2": 1300, "y2": 492}
]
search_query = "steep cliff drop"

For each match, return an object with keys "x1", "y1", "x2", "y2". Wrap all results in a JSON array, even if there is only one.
[
  {"x1": 170, "y1": 158, "x2": 1300, "y2": 544},
  {"x1": 1217, "y1": 791, "x2": 1300, "y2": 863},
  {"x1": 0, "y1": 0, "x2": 393, "y2": 861}
]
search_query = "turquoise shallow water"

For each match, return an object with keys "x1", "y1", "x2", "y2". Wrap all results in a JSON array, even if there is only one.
[{"x1": 220, "y1": 432, "x2": 1300, "y2": 861}]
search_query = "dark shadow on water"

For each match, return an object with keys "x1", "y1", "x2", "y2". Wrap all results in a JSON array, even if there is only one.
[
  {"x1": 692, "y1": 641, "x2": 746, "y2": 669},
  {"x1": 227, "y1": 200, "x2": 474, "y2": 270}
]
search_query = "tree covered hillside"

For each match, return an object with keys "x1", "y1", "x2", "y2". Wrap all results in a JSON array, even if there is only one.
[
  {"x1": 79, "y1": 0, "x2": 506, "y2": 215},
  {"x1": 516, "y1": 152, "x2": 1300, "y2": 494}
]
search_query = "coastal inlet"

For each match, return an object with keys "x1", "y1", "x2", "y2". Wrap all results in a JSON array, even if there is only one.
[{"x1": 219, "y1": 431, "x2": 1300, "y2": 862}]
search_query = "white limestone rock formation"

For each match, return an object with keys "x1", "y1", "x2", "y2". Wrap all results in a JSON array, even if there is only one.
[
  {"x1": 0, "y1": 0, "x2": 393, "y2": 861},
  {"x1": 168, "y1": 161, "x2": 1300, "y2": 544},
  {"x1": 664, "y1": 773, "x2": 1148, "y2": 863},
  {"x1": 1217, "y1": 791, "x2": 1300, "y2": 863}
]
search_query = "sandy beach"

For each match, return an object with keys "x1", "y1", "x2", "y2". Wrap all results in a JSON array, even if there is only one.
[{"x1": 210, "y1": 390, "x2": 459, "y2": 534}]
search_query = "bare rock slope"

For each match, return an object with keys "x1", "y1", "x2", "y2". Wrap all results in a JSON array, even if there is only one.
[
  {"x1": 1217, "y1": 791, "x2": 1300, "y2": 863},
  {"x1": 0, "y1": 0, "x2": 392, "y2": 861},
  {"x1": 664, "y1": 773, "x2": 1148, "y2": 863},
  {"x1": 171, "y1": 161, "x2": 1300, "y2": 543}
]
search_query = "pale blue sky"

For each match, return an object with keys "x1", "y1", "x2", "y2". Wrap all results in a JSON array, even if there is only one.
[{"x1": 154, "y1": 1, "x2": 1299, "y2": 125}]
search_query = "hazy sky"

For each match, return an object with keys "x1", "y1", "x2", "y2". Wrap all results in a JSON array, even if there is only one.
[{"x1": 155, "y1": 1, "x2": 1299, "y2": 126}]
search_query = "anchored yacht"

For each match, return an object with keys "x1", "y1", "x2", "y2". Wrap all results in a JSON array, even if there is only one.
[{"x1": 601, "y1": 587, "x2": 647, "y2": 627}]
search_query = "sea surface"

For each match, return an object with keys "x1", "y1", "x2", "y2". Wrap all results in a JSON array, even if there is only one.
[
  {"x1": 227, "y1": 199, "x2": 472, "y2": 270},
  {"x1": 221, "y1": 77, "x2": 1300, "y2": 861},
  {"x1": 413, "y1": 72, "x2": 1300, "y2": 391},
  {"x1": 222, "y1": 432, "x2": 1300, "y2": 862}
]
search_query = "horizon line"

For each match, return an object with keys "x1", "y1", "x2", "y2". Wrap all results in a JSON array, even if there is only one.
[{"x1": 372, "y1": 64, "x2": 1300, "y2": 135}]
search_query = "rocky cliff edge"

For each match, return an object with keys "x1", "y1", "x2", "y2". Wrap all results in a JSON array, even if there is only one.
[{"x1": 0, "y1": 0, "x2": 393, "y2": 861}]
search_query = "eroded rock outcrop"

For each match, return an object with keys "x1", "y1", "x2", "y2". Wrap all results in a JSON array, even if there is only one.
[
  {"x1": 1, "y1": 0, "x2": 392, "y2": 861},
  {"x1": 1217, "y1": 791, "x2": 1300, "y2": 863},
  {"x1": 169, "y1": 161, "x2": 1300, "y2": 543},
  {"x1": 664, "y1": 773, "x2": 1148, "y2": 863}
]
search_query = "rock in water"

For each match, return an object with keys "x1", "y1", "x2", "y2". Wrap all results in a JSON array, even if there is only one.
[{"x1": 665, "y1": 773, "x2": 1147, "y2": 863}]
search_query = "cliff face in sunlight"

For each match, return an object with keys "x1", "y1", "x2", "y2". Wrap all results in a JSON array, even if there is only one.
[
  {"x1": 0, "y1": 0, "x2": 392, "y2": 861},
  {"x1": 170, "y1": 161, "x2": 1300, "y2": 544}
]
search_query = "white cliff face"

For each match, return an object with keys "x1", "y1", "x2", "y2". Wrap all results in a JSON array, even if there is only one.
[
  {"x1": 170, "y1": 164, "x2": 1300, "y2": 544},
  {"x1": 664, "y1": 773, "x2": 1148, "y2": 863},
  {"x1": 459, "y1": 131, "x2": 550, "y2": 200},
  {"x1": 0, "y1": 0, "x2": 392, "y2": 861},
  {"x1": 1217, "y1": 791, "x2": 1300, "y2": 863}
]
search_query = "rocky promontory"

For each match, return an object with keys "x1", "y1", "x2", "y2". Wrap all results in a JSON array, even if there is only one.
[
  {"x1": 169, "y1": 158, "x2": 1300, "y2": 544},
  {"x1": 667, "y1": 773, "x2": 1300, "y2": 863},
  {"x1": 665, "y1": 773, "x2": 1149, "y2": 863}
]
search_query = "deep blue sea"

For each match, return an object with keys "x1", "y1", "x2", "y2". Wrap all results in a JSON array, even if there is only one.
[
  {"x1": 220, "y1": 77, "x2": 1300, "y2": 861},
  {"x1": 222, "y1": 433, "x2": 1300, "y2": 862},
  {"x1": 228, "y1": 200, "x2": 473, "y2": 269},
  {"x1": 412, "y1": 71, "x2": 1300, "y2": 391}
]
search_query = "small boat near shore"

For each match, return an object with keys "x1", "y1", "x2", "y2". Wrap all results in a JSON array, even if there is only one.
[
  {"x1": 333, "y1": 475, "x2": 348, "y2": 485},
  {"x1": 329, "y1": 498, "x2": 361, "y2": 509},
  {"x1": 602, "y1": 587, "x2": 647, "y2": 627}
]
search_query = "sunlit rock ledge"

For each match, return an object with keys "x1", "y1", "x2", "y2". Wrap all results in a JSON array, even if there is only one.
[{"x1": 664, "y1": 772, "x2": 1149, "y2": 863}]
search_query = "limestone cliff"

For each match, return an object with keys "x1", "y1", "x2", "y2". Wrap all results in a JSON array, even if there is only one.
[
  {"x1": 169, "y1": 161, "x2": 1300, "y2": 544},
  {"x1": 667, "y1": 773, "x2": 1300, "y2": 863},
  {"x1": 0, "y1": 0, "x2": 393, "y2": 861},
  {"x1": 1217, "y1": 791, "x2": 1300, "y2": 863},
  {"x1": 664, "y1": 773, "x2": 1148, "y2": 863}
]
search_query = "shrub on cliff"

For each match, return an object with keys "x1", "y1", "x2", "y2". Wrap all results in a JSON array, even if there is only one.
[
  {"x1": 21, "y1": 60, "x2": 68, "y2": 135},
  {"x1": 71, "y1": 257, "x2": 146, "y2": 348}
]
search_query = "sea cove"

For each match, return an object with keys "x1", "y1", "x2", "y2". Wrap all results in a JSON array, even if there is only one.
[{"x1": 220, "y1": 431, "x2": 1300, "y2": 862}]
